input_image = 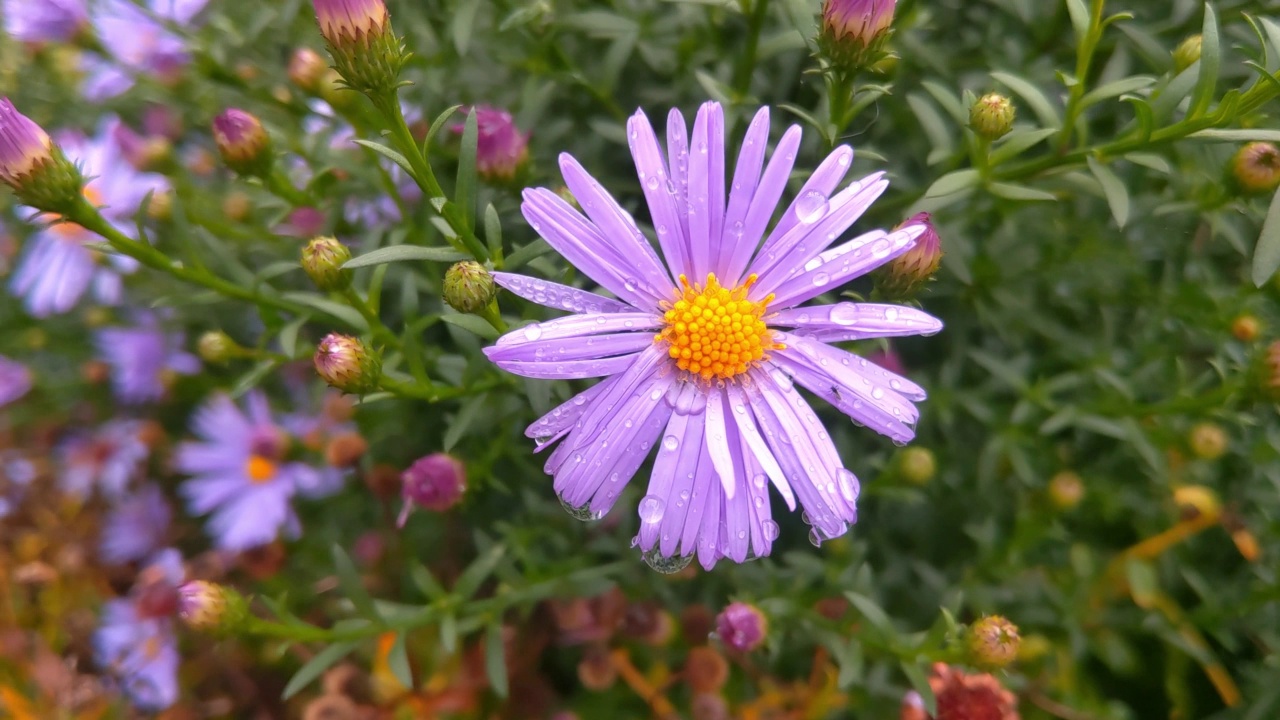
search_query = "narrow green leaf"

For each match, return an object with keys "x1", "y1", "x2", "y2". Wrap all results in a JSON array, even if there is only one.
[
  {"x1": 424, "y1": 105, "x2": 464, "y2": 154},
  {"x1": 443, "y1": 394, "x2": 487, "y2": 451},
  {"x1": 1261, "y1": 17, "x2": 1280, "y2": 73},
  {"x1": 923, "y1": 169, "x2": 981, "y2": 198},
  {"x1": 921, "y1": 80, "x2": 967, "y2": 124},
  {"x1": 230, "y1": 359, "x2": 279, "y2": 398},
  {"x1": 1188, "y1": 128, "x2": 1280, "y2": 143},
  {"x1": 484, "y1": 204, "x2": 503, "y2": 257},
  {"x1": 1122, "y1": 97, "x2": 1155, "y2": 142},
  {"x1": 991, "y1": 71, "x2": 1061, "y2": 127},
  {"x1": 1079, "y1": 76, "x2": 1156, "y2": 110},
  {"x1": 901, "y1": 660, "x2": 937, "y2": 716},
  {"x1": 440, "y1": 313, "x2": 500, "y2": 340},
  {"x1": 1125, "y1": 152, "x2": 1171, "y2": 173},
  {"x1": 1251, "y1": 185, "x2": 1280, "y2": 287},
  {"x1": 352, "y1": 139, "x2": 415, "y2": 177},
  {"x1": 331, "y1": 544, "x2": 380, "y2": 620},
  {"x1": 281, "y1": 293, "x2": 368, "y2": 330},
  {"x1": 1125, "y1": 558, "x2": 1160, "y2": 608},
  {"x1": 409, "y1": 562, "x2": 446, "y2": 600},
  {"x1": 505, "y1": 239, "x2": 553, "y2": 270},
  {"x1": 988, "y1": 182, "x2": 1058, "y2": 201},
  {"x1": 440, "y1": 613, "x2": 458, "y2": 652},
  {"x1": 1189, "y1": 3, "x2": 1220, "y2": 118},
  {"x1": 1149, "y1": 66, "x2": 1199, "y2": 122},
  {"x1": 1086, "y1": 156, "x2": 1131, "y2": 228},
  {"x1": 388, "y1": 632, "x2": 413, "y2": 690},
  {"x1": 277, "y1": 315, "x2": 310, "y2": 358},
  {"x1": 1065, "y1": 0, "x2": 1090, "y2": 42},
  {"x1": 989, "y1": 128, "x2": 1058, "y2": 165},
  {"x1": 344, "y1": 245, "x2": 468, "y2": 269},
  {"x1": 906, "y1": 93, "x2": 954, "y2": 160},
  {"x1": 485, "y1": 620, "x2": 509, "y2": 698},
  {"x1": 451, "y1": 0, "x2": 481, "y2": 56},
  {"x1": 454, "y1": 544, "x2": 507, "y2": 599},
  {"x1": 456, "y1": 110, "x2": 479, "y2": 236},
  {"x1": 282, "y1": 640, "x2": 358, "y2": 699},
  {"x1": 843, "y1": 592, "x2": 894, "y2": 635}
]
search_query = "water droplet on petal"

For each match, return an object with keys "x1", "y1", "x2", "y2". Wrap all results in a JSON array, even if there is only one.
[
  {"x1": 884, "y1": 307, "x2": 899, "y2": 323},
  {"x1": 560, "y1": 497, "x2": 604, "y2": 522},
  {"x1": 646, "y1": 176, "x2": 660, "y2": 190},
  {"x1": 829, "y1": 303, "x2": 860, "y2": 326},
  {"x1": 643, "y1": 548, "x2": 693, "y2": 574},
  {"x1": 523, "y1": 324, "x2": 543, "y2": 341},
  {"x1": 663, "y1": 435, "x2": 680, "y2": 451},
  {"x1": 811, "y1": 272, "x2": 830, "y2": 287},
  {"x1": 836, "y1": 468, "x2": 860, "y2": 503},
  {"x1": 795, "y1": 191, "x2": 828, "y2": 224},
  {"x1": 763, "y1": 520, "x2": 780, "y2": 541},
  {"x1": 638, "y1": 495, "x2": 666, "y2": 523}
]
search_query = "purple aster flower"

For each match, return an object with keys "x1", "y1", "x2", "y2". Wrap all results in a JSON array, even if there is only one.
[
  {"x1": 81, "y1": 0, "x2": 209, "y2": 100},
  {"x1": 176, "y1": 391, "x2": 322, "y2": 551},
  {"x1": 2, "y1": 0, "x2": 88, "y2": 43},
  {"x1": 94, "y1": 548, "x2": 183, "y2": 711},
  {"x1": 101, "y1": 484, "x2": 172, "y2": 564},
  {"x1": 9, "y1": 122, "x2": 166, "y2": 316},
  {"x1": 0, "y1": 354, "x2": 32, "y2": 407},
  {"x1": 715, "y1": 601, "x2": 768, "y2": 652},
  {"x1": 59, "y1": 419, "x2": 151, "y2": 499},
  {"x1": 95, "y1": 316, "x2": 199, "y2": 404},
  {"x1": 280, "y1": 389, "x2": 357, "y2": 499},
  {"x1": 484, "y1": 102, "x2": 940, "y2": 570},
  {"x1": 451, "y1": 106, "x2": 530, "y2": 182}
]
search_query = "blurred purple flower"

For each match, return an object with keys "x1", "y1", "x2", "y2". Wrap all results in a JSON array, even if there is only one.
[
  {"x1": 280, "y1": 389, "x2": 356, "y2": 499},
  {"x1": 101, "y1": 484, "x2": 172, "y2": 564},
  {"x1": 0, "y1": 354, "x2": 32, "y2": 407},
  {"x1": 81, "y1": 0, "x2": 210, "y2": 100},
  {"x1": 865, "y1": 346, "x2": 906, "y2": 376},
  {"x1": 2, "y1": 0, "x2": 88, "y2": 43},
  {"x1": 59, "y1": 419, "x2": 151, "y2": 499},
  {"x1": 94, "y1": 548, "x2": 183, "y2": 711},
  {"x1": 9, "y1": 121, "x2": 167, "y2": 316},
  {"x1": 0, "y1": 450, "x2": 38, "y2": 518},
  {"x1": 484, "y1": 101, "x2": 939, "y2": 569},
  {"x1": 95, "y1": 317, "x2": 199, "y2": 404},
  {"x1": 276, "y1": 206, "x2": 327, "y2": 238},
  {"x1": 451, "y1": 106, "x2": 529, "y2": 182},
  {"x1": 177, "y1": 392, "x2": 329, "y2": 550}
]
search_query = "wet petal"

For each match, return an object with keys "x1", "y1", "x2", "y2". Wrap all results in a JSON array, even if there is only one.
[
  {"x1": 687, "y1": 101, "x2": 725, "y2": 281},
  {"x1": 720, "y1": 107, "x2": 771, "y2": 286},
  {"x1": 492, "y1": 271, "x2": 631, "y2": 314},
  {"x1": 769, "y1": 224, "x2": 924, "y2": 309},
  {"x1": 772, "y1": 302, "x2": 942, "y2": 344},
  {"x1": 494, "y1": 313, "x2": 659, "y2": 346},
  {"x1": 628, "y1": 109, "x2": 691, "y2": 279},
  {"x1": 723, "y1": 381, "x2": 795, "y2": 511},
  {"x1": 752, "y1": 144, "x2": 854, "y2": 272}
]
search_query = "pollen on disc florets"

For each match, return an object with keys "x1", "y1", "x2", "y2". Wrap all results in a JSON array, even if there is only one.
[{"x1": 656, "y1": 273, "x2": 783, "y2": 382}]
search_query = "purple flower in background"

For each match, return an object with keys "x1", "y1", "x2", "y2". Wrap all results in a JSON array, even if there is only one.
[
  {"x1": 60, "y1": 419, "x2": 151, "y2": 499},
  {"x1": 81, "y1": 0, "x2": 210, "y2": 100},
  {"x1": 715, "y1": 602, "x2": 768, "y2": 652},
  {"x1": 0, "y1": 450, "x2": 38, "y2": 519},
  {"x1": 9, "y1": 122, "x2": 167, "y2": 316},
  {"x1": 94, "y1": 548, "x2": 183, "y2": 711},
  {"x1": 484, "y1": 101, "x2": 940, "y2": 570},
  {"x1": 95, "y1": 317, "x2": 199, "y2": 403},
  {"x1": 281, "y1": 389, "x2": 357, "y2": 499},
  {"x1": 177, "y1": 392, "x2": 326, "y2": 551},
  {"x1": 2, "y1": 0, "x2": 88, "y2": 43},
  {"x1": 101, "y1": 484, "x2": 172, "y2": 564},
  {"x1": 451, "y1": 106, "x2": 529, "y2": 182},
  {"x1": 0, "y1": 354, "x2": 32, "y2": 407}
]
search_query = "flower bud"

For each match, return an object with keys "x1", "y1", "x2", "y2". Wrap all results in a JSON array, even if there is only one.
[
  {"x1": 364, "y1": 462, "x2": 402, "y2": 499},
  {"x1": 314, "y1": 333, "x2": 382, "y2": 395},
  {"x1": 876, "y1": 213, "x2": 942, "y2": 299},
  {"x1": 0, "y1": 98, "x2": 83, "y2": 213},
  {"x1": 684, "y1": 646, "x2": 729, "y2": 693},
  {"x1": 1173, "y1": 485, "x2": 1221, "y2": 522},
  {"x1": 819, "y1": 0, "x2": 896, "y2": 71},
  {"x1": 451, "y1": 107, "x2": 530, "y2": 183},
  {"x1": 324, "y1": 431, "x2": 368, "y2": 468},
  {"x1": 1173, "y1": 34, "x2": 1202, "y2": 74},
  {"x1": 289, "y1": 48, "x2": 331, "y2": 93},
  {"x1": 443, "y1": 261, "x2": 497, "y2": 314},
  {"x1": 577, "y1": 645, "x2": 617, "y2": 690},
  {"x1": 1232, "y1": 314, "x2": 1261, "y2": 342},
  {"x1": 970, "y1": 93, "x2": 1016, "y2": 140},
  {"x1": 1187, "y1": 422, "x2": 1227, "y2": 460},
  {"x1": 1258, "y1": 340, "x2": 1280, "y2": 402},
  {"x1": 147, "y1": 190, "x2": 173, "y2": 221},
  {"x1": 197, "y1": 330, "x2": 244, "y2": 364},
  {"x1": 966, "y1": 615, "x2": 1020, "y2": 670},
  {"x1": 1232, "y1": 142, "x2": 1280, "y2": 195},
  {"x1": 312, "y1": 0, "x2": 407, "y2": 98},
  {"x1": 714, "y1": 602, "x2": 767, "y2": 653},
  {"x1": 397, "y1": 453, "x2": 466, "y2": 525},
  {"x1": 177, "y1": 581, "x2": 246, "y2": 633},
  {"x1": 302, "y1": 236, "x2": 353, "y2": 292},
  {"x1": 212, "y1": 109, "x2": 273, "y2": 178},
  {"x1": 622, "y1": 602, "x2": 676, "y2": 647},
  {"x1": 681, "y1": 604, "x2": 714, "y2": 646},
  {"x1": 1048, "y1": 470, "x2": 1084, "y2": 510},
  {"x1": 897, "y1": 446, "x2": 937, "y2": 485}
]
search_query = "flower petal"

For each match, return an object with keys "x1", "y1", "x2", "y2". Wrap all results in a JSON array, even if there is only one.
[
  {"x1": 769, "y1": 224, "x2": 924, "y2": 309},
  {"x1": 687, "y1": 101, "x2": 726, "y2": 281},
  {"x1": 492, "y1": 271, "x2": 631, "y2": 314},
  {"x1": 490, "y1": 353, "x2": 642, "y2": 380},
  {"x1": 524, "y1": 381, "x2": 610, "y2": 443},
  {"x1": 494, "y1": 313, "x2": 659, "y2": 347},
  {"x1": 723, "y1": 381, "x2": 796, "y2": 511},
  {"x1": 696, "y1": 478, "x2": 723, "y2": 570},
  {"x1": 547, "y1": 345, "x2": 668, "y2": 453},
  {"x1": 720, "y1": 107, "x2": 771, "y2": 286},
  {"x1": 666, "y1": 108, "x2": 692, "y2": 255},
  {"x1": 638, "y1": 404, "x2": 698, "y2": 552},
  {"x1": 702, "y1": 384, "x2": 737, "y2": 499},
  {"x1": 772, "y1": 302, "x2": 943, "y2": 344},
  {"x1": 628, "y1": 109, "x2": 691, "y2": 279},
  {"x1": 751, "y1": 144, "x2": 854, "y2": 273}
]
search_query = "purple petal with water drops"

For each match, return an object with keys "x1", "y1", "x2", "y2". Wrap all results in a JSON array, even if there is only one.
[
  {"x1": 772, "y1": 302, "x2": 943, "y2": 343},
  {"x1": 657, "y1": 407, "x2": 706, "y2": 558},
  {"x1": 753, "y1": 144, "x2": 854, "y2": 269},
  {"x1": 736, "y1": 124, "x2": 802, "y2": 280},
  {"x1": 770, "y1": 323, "x2": 926, "y2": 400},
  {"x1": 558, "y1": 153, "x2": 673, "y2": 293},
  {"x1": 768, "y1": 225, "x2": 923, "y2": 309},
  {"x1": 719, "y1": 414, "x2": 754, "y2": 563},
  {"x1": 666, "y1": 108, "x2": 692, "y2": 259},
  {"x1": 751, "y1": 174, "x2": 888, "y2": 296},
  {"x1": 628, "y1": 109, "x2": 691, "y2": 279},
  {"x1": 677, "y1": 441, "x2": 718, "y2": 559},
  {"x1": 719, "y1": 107, "x2": 771, "y2": 285},
  {"x1": 494, "y1": 313, "x2": 659, "y2": 347},
  {"x1": 696, "y1": 475, "x2": 724, "y2": 570},
  {"x1": 723, "y1": 381, "x2": 796, "y2": 511},
  {"x1": 524, "y1": 381, "x2": 610, "y2": 444},
  {"x1": 686, "y1": 101, "x2": 725, "y2": 281},
  {"x1": 492, "y1": 272, "x2": 631, "y2": 315},
  {"x1": 521, "y1": 188, "x2": 664, "y2": 310},
  {"x1": 741, "y1": 442, "x2": 776, "y2": 559},
  {"x1": 490, "y1": 353, "x2": 641, "y2": 380},
  {"x1": 487, "y1": 326, "x2": 656, "y2": 365},
  {"x1": 637, "y1": 406, "x2": 697, "y2": 552},
  {"x1": 702, "y1": 384, "x2": 738, "y2": 499},
  {"x1": 585, "y1": 396, "x2": 671, "y2": 515}
]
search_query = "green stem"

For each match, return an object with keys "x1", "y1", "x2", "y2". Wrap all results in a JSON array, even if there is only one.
[
  {"x1": 1058, "y1": 0, "x2": 1108, "y2": 152},
  {"x1": 731, "y1": 0, "x2": 769, "y2": 98},
  {"x1": 265, "y1": 168, "x2": 312, "y2": 207},
  {"x1": 341, "y1": 287, "x2": 403, "y2": 352}
]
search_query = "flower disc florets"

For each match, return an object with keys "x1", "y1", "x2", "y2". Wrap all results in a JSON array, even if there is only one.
[{"x1": 656, "y1": 273, "x2": 782, "y2": 382}]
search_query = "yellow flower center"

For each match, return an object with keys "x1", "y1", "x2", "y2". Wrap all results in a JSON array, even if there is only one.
[
  {"x1": 656, "y1": 273, "x2": 783, "y2": 381},
  {"x1": 245, "y1": 454, "x2": 278, "y2": 484}
]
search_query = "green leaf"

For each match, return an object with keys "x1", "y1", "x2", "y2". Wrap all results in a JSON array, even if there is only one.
[
  {"x1": 441, "y1": 313, "x2": 501, "y2": 340},
  {"x1": 282, "y1": 640, "x2": 358, "y2": 699},
  {"x1": 331, "y1": 544, "x2": 380, "y2": 620},
  {"x1": 1065, "y1": 0, "x2": 1090, "y2": 42},
  {"x1": 230, "y1": 359, "x2": 279, "y2": 398},
  {"x1": 505, "y1": 239, "x2": 553, "y2": 270},
  {"x1": 1251, "y1": 185, "x2": 1280, "y2": 287},
  {"x1": 454, "y1": 544, "x2": 507, "y2": 599},
  {"x1": 923, "y1": 169, "x2": 980, "y2": 198},
  {"x1": 344, "y1": 245, "x2": 468, "y2": 269},
  {"x1": 1189, "y1": 3, "x2": 1220, "y2": 118},
  {"x1": 991, "y1": 71, "x2": 1061, "y2": 127},
  {"x1": 1125, "y1": 152, "x2": 1171, "y2": 173},
  {"x1": 988, "y1": 182, "x2": 1058, "y2": 201},
  {"x1": 281, "y1": 293, "x2": 368, "y2": 331},
  {"x1": 451, "y1": 0, "x2": 481, "y2": 56},
  {"x1": 901, "y1": 660, "x2": 937, "y2": 716},
  {"x1": 352, "y1": 139, "x2": 415, "y2": 177},
  {"x1": 1086, "y1": 156, "x2": 1131, "y2": 228},
  {"x1": 409, "y1": 562, "x2": 446, "y2": 600},
  {"x1": 843, "y1": 592, "x2": 894, "y2": 635},
  {"x1": 989, "y1": 128, "x2": 1057, "y2": 165},
  {"x1": 1149, "y1": 66, "x2": 1199, "y2": 122},
  {"x1": 444, "y1": 394, "x2": 487, "y2": 451},
  {"x1": 1188, "y1": 128, "x2": 1280, "y2": 143},
  {"x1": 485, "y1": 619, "x2": 509, "y2": 698},
  {"x1": 1122, "y1": 97, "x2": 1155, "y2": 142},
  {"x1": 424, "y1": 105, "x2": 464, "y2": 154},
  {"x1": 388, "y1": 632, "x2": 413, "y2": 690},
  {"x1": 1125, "y1": 558, "x2": 1160, "y2": 608},
  {"x1": 277, "y1": 315, "x2": 310, "y2": 358},
  {"x1": 484, "y1": 204, "x2": 503, "y2": 258},
  {"x1": 456, "y1": 110, "x2": 479, "y2": 234},
  {"x1": 906, "y1": 93, "x2": 954, "y2": 162},
  {"x1": 1079, "y1": 76, "x2": 1156, "y2": 110},
  {"x1": 921, "y1": 80, "x2": 967, "y2": 125}
]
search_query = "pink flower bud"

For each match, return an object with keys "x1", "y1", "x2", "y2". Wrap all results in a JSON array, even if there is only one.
[{"x1": 397, "y1": 453, "x2": 466, "y2": 525}]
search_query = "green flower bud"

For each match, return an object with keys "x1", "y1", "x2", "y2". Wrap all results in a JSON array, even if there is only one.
[
  {"x1": 898, "y1": 447, "x2": 937, "y2": 485},
  {"x1": 314, "y1": 333, "x2": 382, "y2": 394},
  {"x1": 1048, "y1": 470, "x2": 1084, "y2": 510},
  {"x1": 0, "y1": 99, "x2": 85, "y2": 214},
  {"x1": 1173, "y1": 34, "x2": 1202, "y2": 74},
  {"x1": 302, "y1": 236, "x2": 353, "y2": 292},
  {"x1": 312, "y1": 0, "x2": 408, "y2": 98},
  {"x1": 443, "y1": 261, "x2": 497, "y2": 314},
  {"x1": 197, "y1": 330, "x2": 245, "y2": 364},
  {"x1": 970, "y1": 93, "x2": 1016, "y2": 141},
  {"x1": 967, "y1": 615, "x2": 1020, "y2": 670},
  {"x1": 1187, "y1": 422, "x2": 1227, "y2": 460}
]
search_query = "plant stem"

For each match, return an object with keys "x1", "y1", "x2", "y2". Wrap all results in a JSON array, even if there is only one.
[{"x1": 731, "y1": 0, "x2": 769, "y2": 99}]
